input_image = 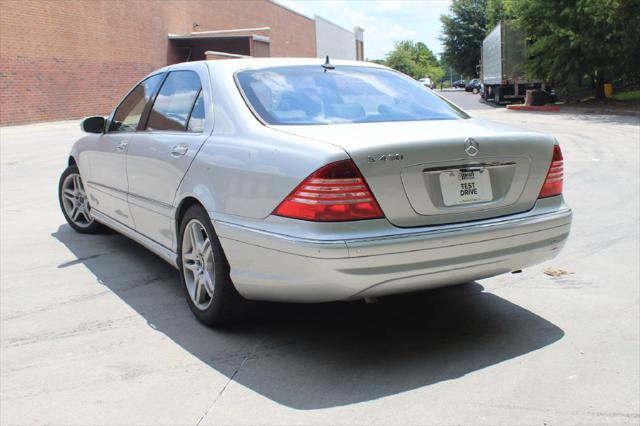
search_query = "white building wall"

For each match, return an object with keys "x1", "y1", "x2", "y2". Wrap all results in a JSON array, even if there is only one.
[{"x1": 315, "y1": 15, "x2": 356, "y2": 60}]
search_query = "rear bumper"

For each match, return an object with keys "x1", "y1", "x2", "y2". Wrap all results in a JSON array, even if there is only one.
[{"x1": 214, "y1": 197, "x2": 572, "y2": 302}]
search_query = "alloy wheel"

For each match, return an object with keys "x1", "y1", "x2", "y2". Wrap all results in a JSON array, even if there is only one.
[
  {"x1": 61, "y1": 173, "x2": 93, "y2": 228},
  {"x1": 181, "y1": 219, "x2": 216, "y2": 310}
]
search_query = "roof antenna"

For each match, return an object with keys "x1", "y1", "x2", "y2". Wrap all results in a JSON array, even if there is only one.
[{"x1": 322, "y1": 55, "x2": 335, "y2": 71}]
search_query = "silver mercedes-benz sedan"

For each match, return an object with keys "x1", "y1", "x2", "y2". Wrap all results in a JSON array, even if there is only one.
[{"x1": 58, "y1": 58, "x2": 572, "y2": 325}]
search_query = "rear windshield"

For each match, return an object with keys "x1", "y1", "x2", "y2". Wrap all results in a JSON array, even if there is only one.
[{"x1": 235, "y1": 65, "x2": 468, "y2": 125}]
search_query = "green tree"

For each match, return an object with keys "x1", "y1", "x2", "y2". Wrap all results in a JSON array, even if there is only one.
[
  {"x1": 439, "y1": 0, "x2": 639, "y2": 98},
  {"x1": 385, "y1": 40, "x2": 444, "y2": 81},
  {"x1": 439, "y1": 0, "x2": 488, "y2": 78},
  {"x1": 438, "y1": 59, "x2": 464, "y2": 83},
  {"x1": 486, "y1": 0, "x2": 516, "y2": 30},
  {"x1": 385, "y1": 46, "x2": 416, "y2": 77},
  {"x1": 616, "y1": 0, "x2": 640, "y2": 85},
  {"x1": 514, "y1": 0, "x2": 638, "y2": 98}
]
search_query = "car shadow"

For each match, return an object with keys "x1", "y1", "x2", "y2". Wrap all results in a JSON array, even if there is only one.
[{"x1": 52, "y1": 224, "x2": 564, "y2": 410}]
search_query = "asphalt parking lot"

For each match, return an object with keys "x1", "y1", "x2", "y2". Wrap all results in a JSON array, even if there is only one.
[
  {"x1": 439, "y1": 88, "x2": 498, "y2": 110},
  {"x1": 1, "y1": 99, "x2": 639, "y2": 425}
]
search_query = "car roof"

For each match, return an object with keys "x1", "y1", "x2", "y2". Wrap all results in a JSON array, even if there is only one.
[
  {"x1": 207, "y1": 57, "x2": 389, "y2": 73},
  {"x1": 153, "y1": 57, "x2": 389, "y2": 77},
  {"x1": 136, "y1": 58, "x2": 395, "y2": 93}
]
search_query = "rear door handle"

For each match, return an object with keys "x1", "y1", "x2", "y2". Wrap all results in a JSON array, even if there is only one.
[
  {"x1": 116, "y1": 140, "x2": 128, "y2": 152},
  {"x1": 170, "y1": 143, "x2": 189, "y2": 157}
]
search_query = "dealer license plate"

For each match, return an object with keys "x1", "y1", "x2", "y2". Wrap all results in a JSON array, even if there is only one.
[{"x1": 439, "y1": 169, "x2": 493, "y2": 206}]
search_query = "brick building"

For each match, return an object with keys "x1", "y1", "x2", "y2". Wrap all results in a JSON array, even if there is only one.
[{"x1": 0, "y1": 0, "x2": 364, "y2": 125}]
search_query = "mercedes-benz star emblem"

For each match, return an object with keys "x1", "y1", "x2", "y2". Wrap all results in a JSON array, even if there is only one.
[{"x1": 464, "y1": 138, "x2": 479, "y2": 157}]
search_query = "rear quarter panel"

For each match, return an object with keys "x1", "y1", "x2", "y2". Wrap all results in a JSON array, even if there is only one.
[{"x1": 175, "y1": 62, "x2": 348, "y2": 220}]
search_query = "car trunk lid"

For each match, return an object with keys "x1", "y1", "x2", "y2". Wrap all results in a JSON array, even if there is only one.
[{"x1": 272, "y1": 118, "x2": 556, "y2": 227}]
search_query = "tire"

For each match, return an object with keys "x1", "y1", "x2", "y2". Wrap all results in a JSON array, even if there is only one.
[
  {"x1": 177, "y1": 204, "x2": 248, "y2": 326},
  {"x1": 484, "y1": 85, "x2": 492, "y2": 101},
  {"x1": 58, "y1": 165, "x2": 105, "y2": 234}
]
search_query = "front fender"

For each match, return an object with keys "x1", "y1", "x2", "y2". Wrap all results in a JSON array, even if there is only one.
[{"x1": 69, "y1": 132, "x2": 100, "y2": 181}]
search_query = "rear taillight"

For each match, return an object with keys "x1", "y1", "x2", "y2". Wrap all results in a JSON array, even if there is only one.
[
  {"x1": 273, "y1": 160, "x2": 384, "y2": 221},
  {"x1": 538, "y1": 144, "x2": 564, "y2": 198}
]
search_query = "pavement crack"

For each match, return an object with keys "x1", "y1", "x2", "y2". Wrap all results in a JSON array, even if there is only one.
[{"x1": 195, "y1": 337, "x2": 266, "y2": 425}]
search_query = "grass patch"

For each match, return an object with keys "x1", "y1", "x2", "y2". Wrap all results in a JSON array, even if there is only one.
[
  {"x1": 569, "y1": 89, "x2": 640, "y2": 110},
  {"x1": 611, "y1": 90, "x2": 640, "y2": 101}
]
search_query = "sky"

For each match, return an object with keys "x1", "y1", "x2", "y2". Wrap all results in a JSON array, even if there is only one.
[{"x1": 274, "y1": 0, "x2": 453, "y2": 60}]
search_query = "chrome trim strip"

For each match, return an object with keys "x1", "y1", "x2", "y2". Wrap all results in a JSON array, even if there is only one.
[
  {"x1": 291, "y1": 197, "x2": 371, "y2": 205},
  {"x1": 127, "y1": 192, "x2": 174, "y2": 210},
  {"x1": 345, "y1": 208, "x2": 571, "y2": 245},
  {"x1": 214, "y1": 221, "x2": 349, "y2": 256},
  {"x1": 87, "y1": 181, "x2": 127, "y2": 196},
  {"x1": 422, "y1": 161, "x2": 517, "y2": 173},
  {"x1": 309, "y1": 178, "x2": 361, "y2": 184},
  {"x1": 88, "y1": 182, "x2": 173, "y2": 216},
  {"x1": 91, "y1": 209, "x2": 178, "y2": 268},
  {"x1": 215, "y1": 207, "x2": 572, "y2": 249},
  {"x1": 302, "y1": 185, "x2": 366, "y2": 191},
  {"x1": 296, "y1": 191, "x2": 368, "y2": 198}
]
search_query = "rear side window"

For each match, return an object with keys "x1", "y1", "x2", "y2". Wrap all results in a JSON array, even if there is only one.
[
  {"x1": 187, "y1": 91, "x2": 205, "y2": 133},
  {"x1": 236, "y1": 65, "x2": 469, "y2": 125},
  {"x1": 110, "y1": 74, "x2": 164, "y2": 132},
  {"x1": 146, "y1": 71, "x2": 202, "y2": 132}
]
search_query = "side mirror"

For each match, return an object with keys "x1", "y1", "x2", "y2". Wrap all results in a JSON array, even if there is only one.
[{"x1": 81, "y1": 116, "x2": 106, "y2": 134}]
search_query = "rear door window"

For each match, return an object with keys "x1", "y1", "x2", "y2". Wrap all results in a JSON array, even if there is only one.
[
  {"x1": 109, "y1": 74, "x2": 164, "y2": 132},
  {"x1": 146, "y1": 71, "x2": 202, "y2": 132},
  {"x1": 187, "y1": 90, "x2": 205, "y2": 133}
]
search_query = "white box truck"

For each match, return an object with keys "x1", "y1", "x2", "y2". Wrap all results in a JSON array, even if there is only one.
[{"x1": 481, "y1": 21, "x2": 549, "y2": 104}]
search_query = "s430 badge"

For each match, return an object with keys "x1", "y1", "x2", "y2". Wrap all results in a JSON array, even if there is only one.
[{"x1": 367, "y1": 153, "x2": 404, "y2": 163}]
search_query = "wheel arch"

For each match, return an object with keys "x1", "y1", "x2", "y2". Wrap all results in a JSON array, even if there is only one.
[
  {"x1": 68, "y1": 156, "x2": 77, "y2": 167},
  {"x1": 175, "y1": 196, "x2": 204, "y2": 231},
  {"x1": 174, "y1": 193, "x2": 217, "y2": 241}
]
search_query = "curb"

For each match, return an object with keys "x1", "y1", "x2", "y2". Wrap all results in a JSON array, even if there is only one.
[
  {"x1": 506, "y1": 104, "x2": 561, "y2": 112},
  {"x1": 505, "y1": 104, "x2": 639, "y2": 116}
]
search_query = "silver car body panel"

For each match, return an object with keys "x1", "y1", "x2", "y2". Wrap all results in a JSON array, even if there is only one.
[
  {"x1": 92, "y1": 209, "x2": 178, "y2": 267},
  {"x1": 67, "y1": 58, "x2": 572, "y2": 303},
  {"x1": 125, "y1": 62, "x2": 213, "y2": 250},
  {"x1": 272, "y1": 118, "x2": 556, "y2": 227},
  {"x1": 84, "y1": 132, "x2": 135, "y2": 227},
  {"x1": 213, "y1": 197, "x2": 571, "y2": 301}
]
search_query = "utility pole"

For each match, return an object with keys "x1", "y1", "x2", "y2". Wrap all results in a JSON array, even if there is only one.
[{"x1": 450, "y1": 66, "x2": 453, "y2": 88}]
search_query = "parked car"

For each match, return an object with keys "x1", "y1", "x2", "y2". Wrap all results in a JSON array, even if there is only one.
[
  {"x1": 419, "y1": 76, "x2": 435, "y2": 89},
  {"x1": 59, "y1": 58, "x2": 572, "y2": 325},
  {"x1": 452, "y1": 79, "x2": 466, "y2": 88},
  {"x1": 465, "y1": 78, "x2": 481, "y2": 92}
]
